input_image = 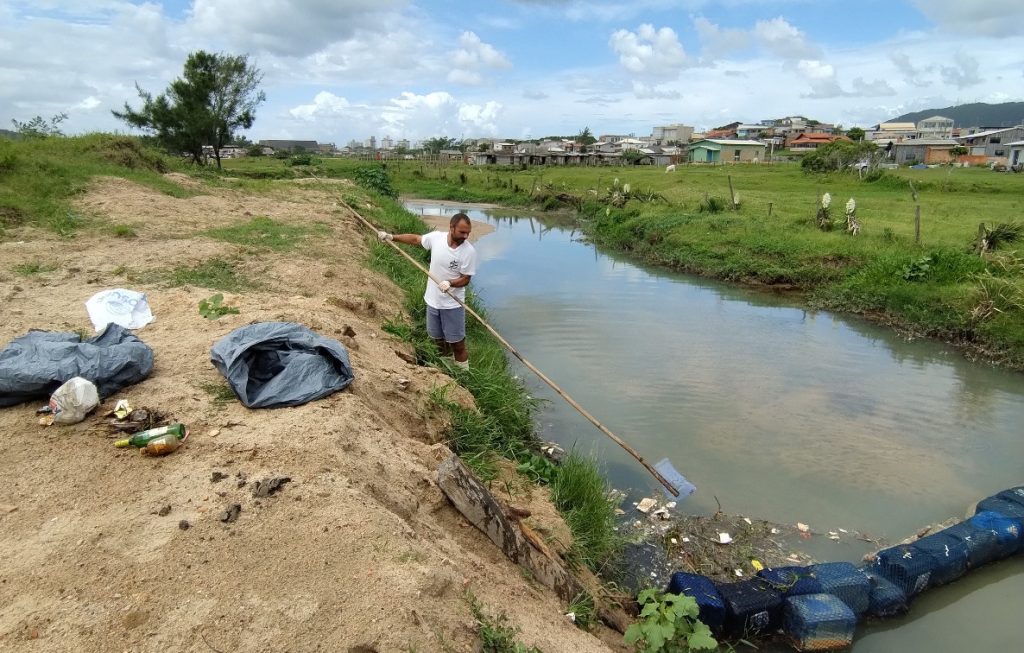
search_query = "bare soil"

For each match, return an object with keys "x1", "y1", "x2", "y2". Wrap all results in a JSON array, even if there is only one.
[{"x1": 0, "y1": 176, "x2": 622, "y2": 652}]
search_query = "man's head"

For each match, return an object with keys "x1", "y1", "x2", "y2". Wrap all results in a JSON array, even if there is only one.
[{"x1": 449, "y1": 213, "x2": 472, "y2": 246}]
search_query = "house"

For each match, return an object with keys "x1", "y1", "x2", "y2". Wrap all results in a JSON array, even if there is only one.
[
  {"x1": 866, "y1": 122, "x2": 916, "y2": 145},
  {"x1": 916, "y1": 116, "x2": 954, "y2": 139},
  {"x1": 1007, "y1": 141, "x2": 1024, "y2": 170},
  {"x1": 735, "y1": 124, "x2": 770, "y2": 139},
  {"x1": 688, "y1": 139, "x2": 767, "y2": 163},
  {"x1": 788, "y1": 133, "x2": 850, "y2": 150},
  {"x1": 259, "y1": 139, "x2": 320, "y2": 153},
  {"x1": 892, "y1": 139, "x2": 959, "y2": 165},
  {"x1": 651, "y1": 124, "x2": 694, "y2": 145},
  {"x1": 957, "y1": 126, "x2": 1024, "y2": 162}
]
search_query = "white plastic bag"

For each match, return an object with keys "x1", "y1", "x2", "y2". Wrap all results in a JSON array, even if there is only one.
[
  {"x1": 49, "y1": 377, "x2": 100, "y2": 425},
  {"x1": 85, "y1": 288, "x2": 154, "y2": 331}
]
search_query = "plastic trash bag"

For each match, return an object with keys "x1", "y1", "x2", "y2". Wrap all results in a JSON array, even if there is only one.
[
  {"x1": 49, "y1": 377, "x2": 100, "y2": 424},
  {"x1": 210, "y1": 322, "x2": 355, "y2": 409},
  {"x1": 85, "y1": 288, "x2": 154, "y2": 331},
  {"x1": 0, "y1": 324, "x2": 155, "y2": 408}
]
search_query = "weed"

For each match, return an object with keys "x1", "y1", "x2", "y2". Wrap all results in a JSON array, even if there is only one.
[
  {"x1": 12, "y1": 261, "x2": 56, "y2": 276},
  {"x1": 516, "y1": 453, "x2": 558, "y2": 485},
  {"x1": 162, "y1": 258, "x2": 252, "y2": 292},
  {"x1": 203, "y1": 216, "x2": 327, "y2": 251},
  {"x1": 199, "y1": 381, "x2": 236, "y2": 405},
  {"x1": 902, "y1": 255, "x2": 933, "y2": 281},
  {"x1": 698, "y1": 195, "x2": 726, "y2": 214},
  {"x1": 551, "y1": 452, "x2": 622, "y2": 572},
  {"x1": 567, "y1": 591, "x2": 596, "y2": 630},
  {"x1": 353, "y1": 166, "x2": 398, "y2": 198},
  {"x1": 110, "y1": 223, "x2": 137, "y2": 238},
  {"x1": 624, "y1": 589, "x2": 717, "y2": 652},
  {"x1": 198, "y1": 293, "x2": 240, "y2": 319},
  {"x1": 467, "y1": 594, "x2": 542, "y2": 653}
]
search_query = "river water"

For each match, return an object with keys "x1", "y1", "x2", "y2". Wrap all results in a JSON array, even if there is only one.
[{"x1": 405, "y1": 201, "x2": 1024, "y2": 652}]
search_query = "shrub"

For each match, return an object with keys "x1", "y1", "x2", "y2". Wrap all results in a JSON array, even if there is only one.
[{"x1": 353, "y1": 165, "x2": 398, "y2": 198}]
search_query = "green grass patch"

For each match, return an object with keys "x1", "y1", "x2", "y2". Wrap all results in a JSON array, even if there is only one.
[
  {"x1": 136, "y1": 257, "x2": 253, "y2": 292},
  {"x1": 110, "y1": 223, "x2": 137, "y2": 238},
  {"x1": 199, "y1": 380, "x2": 236, "y2": 405},
  {"x1": 0, "y1": 133, "x2": 197, "y2": 237},
  {"x1": 12, "y1": 261, "x2": 57, "y2": 276},
  {"x1": 467, "y1": 594, "x2": 542, "y2": 653},
  {"x1": 551, "y1": 453, "x2": 623, "y2": 572},
  {"x1": 202, "y1": 216, "x2": 329, "y2": 251}
]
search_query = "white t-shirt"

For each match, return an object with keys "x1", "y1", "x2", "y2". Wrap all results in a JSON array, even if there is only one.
[{"x1": 422, "y1": 230, "x2": 478, "y2": 309}]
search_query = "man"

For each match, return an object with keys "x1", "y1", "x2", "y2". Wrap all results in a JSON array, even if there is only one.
[{"x1": 379, "y1": 213, "x2": 478, "y2": 369}]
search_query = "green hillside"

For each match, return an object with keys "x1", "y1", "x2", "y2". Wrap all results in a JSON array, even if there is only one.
[{"x1": 892, "y1": 102, "x2": 1024, "y2": 128}]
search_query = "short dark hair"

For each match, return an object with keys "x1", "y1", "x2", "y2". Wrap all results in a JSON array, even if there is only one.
[{"x1": 450, "y1": 213, "x2": 471, "y2": 228}]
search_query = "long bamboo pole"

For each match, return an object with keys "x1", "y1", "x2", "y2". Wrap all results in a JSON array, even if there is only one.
[{"x1": 339, "y1": 199, "x2": 680, "y2": 496}]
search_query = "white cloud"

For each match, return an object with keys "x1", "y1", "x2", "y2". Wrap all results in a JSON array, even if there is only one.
[
  {"x1": 377, "y1": 91, "x2": 504, "y2": 139},
  {"x1": 447, "y1": 31, "x2": 511, "y2": 86},
  {"x1": 609, "y1": 24, "x2": 688, "y2": 75},
  {"x1": 186, "y1": 0, "x2": 405, "y2": 57},
  {"x1": 288, "y1": 91, "x2": 351, "y2": 121},
  {"x1": 889, "y1": 51, "x2": 932, "y2": 87},
  {"x1": 695, "y1": 16, "x2": 818, "y2": 62},
  {"x1": 910, "y1": 0, "x2": 1024, "y2": 37},
  {"x1": 632, "y1": 81, "x2": 681, "y2": 100},
  {"x1": 939, "y1": 51, "x2": 982, "y2": 89},
  {"x1": 753, "y1": 17, "x2": 818, "y2": 60}
]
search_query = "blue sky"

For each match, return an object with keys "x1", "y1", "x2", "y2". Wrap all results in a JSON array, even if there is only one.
[{"x1": 2, "y1": 1, "x2": 1023, "y2": 145}]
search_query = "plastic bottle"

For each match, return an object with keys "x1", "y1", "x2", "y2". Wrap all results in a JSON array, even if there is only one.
[
  {"x1": 141, "y1": 433, "x2": 182, "y2": 456},
  {"x1": 114, "y1": 423, "x2": 187, "y2": 448}
]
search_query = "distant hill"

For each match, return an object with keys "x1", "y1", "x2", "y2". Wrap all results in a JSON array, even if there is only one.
[
  {"x1": 0, "y1": 128, "x2": 22, "y2": 141},
  {"x1": 892, "y1": 102, "x2": 1024, "y2": 128}
]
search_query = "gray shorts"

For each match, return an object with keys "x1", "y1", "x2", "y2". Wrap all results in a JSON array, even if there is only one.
[{"x1": 426, "y1": 306, "x2": 466, "y2": 343}]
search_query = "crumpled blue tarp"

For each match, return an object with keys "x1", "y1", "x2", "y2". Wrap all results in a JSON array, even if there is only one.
[
  {"x1": 210, "y1": 322, "x2": 354, "y2": 409},
  {"x1": 0, "y1": 324, "x2": 155, "y2": 408}
]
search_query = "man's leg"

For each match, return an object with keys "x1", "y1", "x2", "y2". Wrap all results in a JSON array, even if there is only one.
[
  {"x1": 426, "y1": 307, "x2": 453, "y2": 357},
  {"x1": 441, "y1": 307, "x2": 468, "y2": 368}
]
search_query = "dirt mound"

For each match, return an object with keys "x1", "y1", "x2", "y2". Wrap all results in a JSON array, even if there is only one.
[
  {"x1": 0, "y1": 177, "x2": 618, "y2": 651},
  {"x1": 86, "y1": 136, "x2": 169, "y2": 172}
]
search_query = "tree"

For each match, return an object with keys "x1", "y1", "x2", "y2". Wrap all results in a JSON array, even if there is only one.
[
  {"x1": 622, "y1": 148, "x2": 645, "y2": 165},
  {"x1": 113, "y1": 51, "x2": 265, "y2": 169},
  {"x1": 421, "y1": 136, "x2": 458, "y2": 154},
  {"x1": 846, "y1": 127, "x2": 866, "y2": 142},
  {"x1": 801, "y1": 139, "x2": 882, "y2": 173},
  {"x1": 11, "y1": 112, "x2": 68, "y2": 138}
]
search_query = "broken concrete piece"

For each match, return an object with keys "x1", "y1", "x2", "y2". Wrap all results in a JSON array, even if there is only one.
[{"x1": 636, "y1": 498, "x2": 657, "y2": 513}]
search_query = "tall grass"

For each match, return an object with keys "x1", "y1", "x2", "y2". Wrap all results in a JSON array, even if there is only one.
[
  {"x1": 551, "y1": 453, "x2": 622, "y2": 572},
  {"x1": 0, "y1": 134, "x2": 193, "y2": 236}
]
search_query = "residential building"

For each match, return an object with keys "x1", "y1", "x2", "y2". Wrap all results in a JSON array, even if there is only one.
[
  {"x1": 916, "y1": 116, "x2": 954, "y2": 139},
  {"x1": 892, "y1": 139, "x2": 959, "y2": 165},
  {"x1": 866, "y1": 122, "x2": 916, "y2": 145},
  {"x1": 380, "y1": 136, "x2": 394, "y2": 150},
  {"x1": 1008, "y1": 141, "x2": 1024, "y2": 170},
  {"x1": 735, "y1": 124, "x2": 770, "y2": 139},
  {"x1": 651, "y1": 123, "x2": 694, "y2": 145},
  {"x1": 957, "y1": 126, "x2": 1024, "y2": 161},
  {"x1": 788, "y1": 133, "x2": 850, "y2": 150},
  {"x1": 259, "y1": 139, "x2": 320, "y2": 153},
  {"x1": 688, "y1": 139, "x2": 767, "y2": 163}
]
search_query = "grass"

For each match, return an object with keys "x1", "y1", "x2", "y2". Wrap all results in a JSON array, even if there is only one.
[
  {"x1": 202, "y1": 216, "x2": 330, "y2": 251},
  {"x1": 0, "y1": 134, "x2": 196, "y2": 237},
  {"x1": 110, "y1": 223, "x2": 137, "y2": 238},
  {"x1": 199, "y1": 381, "x2": 236, "y2": 405},
  {"x1": 467, "y1": 593, "x2": 543, "y2": 653},
  {"x1": 551, "y1": 453, "x2": 623, "y2": 573},
  {"x1": 12, "y1": 261, "x2": 57, "y2": 276},
  {"x1": 134, "y1": 257, "x2": 255, "y2": 292}
]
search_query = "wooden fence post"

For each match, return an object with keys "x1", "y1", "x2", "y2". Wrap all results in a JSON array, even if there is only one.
[
  {"x1": 728, "y1": 175, "x2": 736, "y2": 208},
  {"x1": 915, "y1": 205, "x2": 921, "y2": 244},
  {"x1": 768, "y1": 202, "x2": 774, "y2": 218}
]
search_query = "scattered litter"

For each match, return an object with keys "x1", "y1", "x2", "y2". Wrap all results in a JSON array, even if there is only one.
[
  {"x1": 681, "y1": 537, "x2": 690, "y2": 543},
  {"x1": 654, "y1": 458, "x2": 696, "y2": 499},
  {"x1": 614, "y1": 508, "x2": 626, "y2": 516},
  {"x1": 839, "y1": 528, "x2": 848, "y2": 533},
  {"x1": 113, "y1": 399, "x2": 132, "y2": 420},
  {"x1": 828, "y1": 531, "x2": 839, "y2": 537},
  {"x1": 797, "y1": 522, "x2": 810, "y2": 533},
  {"x1": 743, "y1": 517, "x2": 752, "y2": 524},
  {"x1": 717, "y1": 532, "x2": 733, "y2": 545},
  {"x1": 208, "y1": 429, "x2": 221, "y2": 437},
  {"x1": 48, "y1": 377, "x2": 99, "y2": 425},
  {"x1": 85, "y1": 288, "x2": 154, "y2": 332},
  {"x1": 397, "y1": 378, "x2": 410, "y2": 390},
  {"x1": 751, "y1": 559, "x2": 764, "y2": 571},
  {"x1": 734, "y1": 569, "x2": 744, "y2": 577},
  {"x1": 652, "y1": 507, "x2": 671, "y2": 520},
  {"x1": 564, "y1": 612, "x2": 575, "y2": 623},
  {"x1": 670, "y1": 538, "x2": 678, "y2": 545},
  {"x1": 636, "y1": 497, "x2": 657, "y2": 514},
  {"x1": 830, "y1": 535, "x2": 841, "y2": 541},
  {"x1": 770, "y1": 528, "x2": 780, "y2": 535},
  {"x1": 252, "y1": 476, "x2": 291, "y2": 498},
  {"x1": 220, "y1": 503, "x2": 242, "y2": 523}
]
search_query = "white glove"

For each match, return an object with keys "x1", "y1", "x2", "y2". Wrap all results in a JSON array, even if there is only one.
[
  {"x1": 377, "y1": 231, "x2": 393, "y2": 241},
  {"x1": 437, "y1": 280, "x2": 452, "y2": 293}
]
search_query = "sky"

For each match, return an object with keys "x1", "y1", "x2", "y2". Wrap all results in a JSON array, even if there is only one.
[{"x1": 2, "y1": 0, "x2": 1023, "y2": 145}]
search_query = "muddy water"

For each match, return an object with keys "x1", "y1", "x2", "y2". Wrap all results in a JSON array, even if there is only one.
[{"x1": 405, "y1": 201, "x2": 1024, "y2": 651}]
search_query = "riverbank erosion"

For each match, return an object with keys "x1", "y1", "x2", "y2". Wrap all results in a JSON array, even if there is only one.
[{"x1": 0, "y1": 175, "x2": 622, "y2": 651}]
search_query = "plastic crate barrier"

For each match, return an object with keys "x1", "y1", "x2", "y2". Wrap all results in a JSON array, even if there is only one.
[
  {"x1": 666, "y1": 572, "x2": 726, "y2": 632},
  {"x1": 716, "y1": 579, "x2": 783, "y2": 638},
  {"x1": 808, "y1": 562, "x2": 870, "y2": 616},
  {"x1": 871, "y1": 545, "x2": 939, "y2": 598},
  {"x1": 757, "y1": 566, "x2": 823, "y2": 597},
  {"x1": 968, "y1": 510, "x2": 1023, "y2": 557},
  {"x1": 783, "y1": 593, "x2": 857, "y2": 651},
  {"x1": 858, "y1": 567, "x2": 908, "y2": 618},
  {"x1": 911, "y1": 531, "x2": 969, "y2": 587}
]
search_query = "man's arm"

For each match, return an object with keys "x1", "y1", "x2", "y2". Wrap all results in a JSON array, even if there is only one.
[
  {"x1": 379, "y1": 231, "x2": 422, "y2": 246},
  {"x1": 448, "y1": 274, "x2": 472, "y2": 289}
]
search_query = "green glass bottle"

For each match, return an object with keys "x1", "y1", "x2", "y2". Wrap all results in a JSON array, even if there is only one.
[{"x1": 114, "y1": 423, "x2": 187, "y2": 448}]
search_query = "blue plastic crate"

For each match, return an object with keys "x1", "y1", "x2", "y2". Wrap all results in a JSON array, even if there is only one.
[
  {"x1": 968, "y1": 510, "x2": 1023, "y2": 557},
  {"x1": 783, "y1": 593, "x2": 857, "y2": 651},
  {"x1": 976, "y1": 496, "x2": 1024, "y2": 523},
  {"x1": 911, "y1": 532, "x2": 969, "y2": 587},
  {"x1": 858, "y1": 567, "x2": 908, "y2": 618},
  {"x1": 809, "y1": 562, "x2": 870, "y2": 616},
  {"x1": 716, "y1": 579, "x2": 783, "y2": 638},
  {"x1": 940, "y1": 520, "x2": 1002, "y2": 568},
  {"x1": 872, "y1": 545, "x2": 939, "y2": 598},
  {"x1": 666, "y1": 572, "x2": 725, "y2": 632},
  {"x1": 757, "y1": 566, "x2": 823, "y2": 596}
]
